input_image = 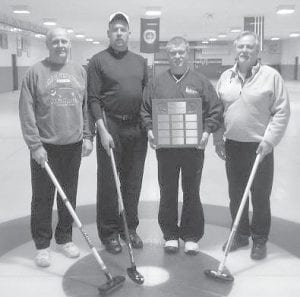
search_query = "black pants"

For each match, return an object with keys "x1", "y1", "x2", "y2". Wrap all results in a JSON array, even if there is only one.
[
  {"x1": 30, "y1": 141, "x2": 82, "y2": 249},
  {"x1": 225, "y1": 139, "x2": 274, "y2": 241},
  {"x1": 156, "y1": 148, "x2": 205, "y2": 242},
  {"x1": 96, "y1": 116, "x2": 148, "y2": 243}
]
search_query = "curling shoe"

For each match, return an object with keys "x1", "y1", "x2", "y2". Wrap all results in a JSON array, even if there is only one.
[
  {"x1": 184, "y1": 241, "x2": 200, "y2": 255},
  {"x1": 164, "y1": 240, "x2": 179, "y2": 254},
  {"x1": 121, "y1": 231, "x2": 143, "y2": 249},
  {"x1": 57, "y1": 242, "x2": 80, "y2": 258},
  {"x1": 251, "y1": 240, "x2": 267, "y2": 260},
  {"x1": 35, "y1": 248, "x2": 51, "y2": 267},
  {"x1": 104, "y1": 237, "x2": 122, "y2": 254}
]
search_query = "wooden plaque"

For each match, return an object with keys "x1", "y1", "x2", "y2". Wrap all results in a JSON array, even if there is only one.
[{"x1": 152, "y1": 98, "x2": 202, "y2": 148}]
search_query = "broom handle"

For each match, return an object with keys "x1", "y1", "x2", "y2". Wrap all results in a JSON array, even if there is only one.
[
  {"x1": 218, "y1": 153, "x2": 262, "y2": 273},
  {"x1": 44, "y1": 162, "x2": 111, "y2": 278}
]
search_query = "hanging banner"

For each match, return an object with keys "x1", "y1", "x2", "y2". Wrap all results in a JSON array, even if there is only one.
[
  {"x1": 140, "y1": 18, "x2": 160, "y2": 53},
  {"x1": 244, "y1": 16, "x2": 264, "y2": 51}
]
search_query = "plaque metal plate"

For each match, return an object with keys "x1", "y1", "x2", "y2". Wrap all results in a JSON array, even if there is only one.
[{"x1": 152, "y1": 98, "x2": 202, "y2": 148}]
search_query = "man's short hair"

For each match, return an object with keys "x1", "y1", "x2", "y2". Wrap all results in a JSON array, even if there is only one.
[
  {"x1": 233, "y1": 31, "x2": 260, "y2": 49},
  {"x1": 46, "y1": 27, "x2": 70, "y2": 45},
  {"x1": 109, "y1": 11, "x2": 129, "y2": 27},
  {"x1": 166, "y1": 36, "x2": 189, "y2": 52}
]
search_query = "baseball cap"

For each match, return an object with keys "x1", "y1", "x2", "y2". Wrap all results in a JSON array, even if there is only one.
[{"x1": 109, "y1": 11, "x2": 129, "y2": 26}]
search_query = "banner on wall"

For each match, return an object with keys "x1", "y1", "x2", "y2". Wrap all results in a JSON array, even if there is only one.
[
  {"x1": 244, "y1": 16, "x2": 264, "y2": 51},
  {"x1": 0, "y1": 32, "x2": 8, "y2": 49},
  {"x1": 140, "y1": 18, "x2": 160, "y2": 53}
]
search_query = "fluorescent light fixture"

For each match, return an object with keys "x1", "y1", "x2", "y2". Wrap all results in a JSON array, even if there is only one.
[
  {"x1": 209, "y1": 38, "x2": 217, "y2": 41},
  {"x1": 271, "y1": 37, "x2": 280, "y2": 40},
  {"x1": 43, "y1": 18, "x2": 56, "y2": 26},
  {"x1": 218, "y1": 33, "x2": 227, "y2": 38},
  {"x1": 276, "y1": 5, "x2": 295, "y2": 15},
  {"x1": 35, "y1": 34, "x2": 45, "y2": 38},
  {"x1": 202, "y1": 40, "x2": 209, "y2": 44},
  {"x1": 11, "y1": 27, "x2": 22, "y2": 32},
  {"x1": 93, "y1": 41, "x2": 100, "y2": 44},
  {"x1": 145, "y1": 7, "x2": 162, "y2": 16},
  {"x1": 230, "y1": 27, "x2": 242, "y2": 33},
  {"x1": 12, "y1": 5, "x2": 30, "y2": 14},
  {"x1": 289, "y1": 32, "x2": 300, "y2": 37},
  {"x1": 75, "y1": 33, "x2": 85, "y2": 38},
  {"x1": 66, "y1": 28, "x2": 74, "y2": 33},
  {"x1": 86, "y1": 38, "x2": 93, "y2": 42}
]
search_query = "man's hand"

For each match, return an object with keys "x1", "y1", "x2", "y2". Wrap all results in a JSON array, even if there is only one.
[
  {"x1": 198, "y1": 132, "x2": 210, "y2": 149},
  {"x1": 82, "y1": 139, "x2": 93, "y2": 157},
  {"x1": 32, "y1": 146, "x2": 48, "y2": 168},
  {"x1": 147, "y1": 130, "x2": 156, "y2": 149},
  {"x1": 96, "y1": 119, "x2": 115, "y2": 155},
  {"x1": 215, "y1": 141, "x2": 226, "y2": 160},
  {"x1": 256, "y1": 140, "x2": 273, "y2": 160}
]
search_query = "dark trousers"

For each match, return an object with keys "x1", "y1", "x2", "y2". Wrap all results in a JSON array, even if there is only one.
[
  {"x1": 30, "y1": 141, "x2": 82, "y2": 249},
  {"x1": 225, "y1": 139, "x2": 274, "y2": 242},
  {"x1": 156, "y1": 148, "x2": 205, "y2": 242},
  {"x1": 96, "y1": 116, "x2": 147, "y2": 243}
]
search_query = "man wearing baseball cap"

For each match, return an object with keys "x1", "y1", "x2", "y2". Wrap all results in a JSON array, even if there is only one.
[{"x1": 87, "y1": 12, "x2": 148, "y2": 254}]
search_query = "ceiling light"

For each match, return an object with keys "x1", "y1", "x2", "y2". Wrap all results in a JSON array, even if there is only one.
[
  {"x1": 276, "y1": 5, "x2": 295, "y2": 15},
  {"x1": 230, "y1": 27, "x2": 242, "y2": 33},
  {"x1": 35, "y1": 34, "x2": 45, "y2": 38},
  {"x1": 11, "y1": 27, "x2": 22, "y2": 32},
  {"x1": 43, "y1": 18, "x2": 56, "y2": 26},
  {"x1": 66, "y1": 28, "x2": 74, "y2": 33},
  {"x1": 289, "y1": 32, "x2": 300, "y2": 37},
  {"x1": 75, "y1": 33, "x2": 85, "y2": 38},
  {"x1": 12, "y1": 5, "x2": 30, "y2": 14},
  {"x1": 145, "y1": 7, "x2": 162, "y2": 16},
  {"x1": 202, "y1": 40, "x2": 209, "y2": 44},
  {"x1": 86, "y1": 38, "x2": 93, "y2": 42},
  {"x1": 209, "y1": 38, "x2": 217, "y2": 41},
  {"x1": 218, "y1": 33, "x2": 227, "y2": 38},
  {"x1": 271, "y1": 37, "x2": 280, "y2": 41},
  {"x1": 93, "y1": 41, "x2": 100, "y2": 44}
]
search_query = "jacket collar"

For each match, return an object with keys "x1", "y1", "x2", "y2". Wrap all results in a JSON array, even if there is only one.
[{"x1": 230, "y1": 61, "x2": 260, "y2": 80}]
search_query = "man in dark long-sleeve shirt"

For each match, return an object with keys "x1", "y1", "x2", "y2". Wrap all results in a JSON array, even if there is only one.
[
  {"x1": 87, "y1": 12, "x2": 148, "y2": 254},
  {"x1": 141, "y1": 36, "x2": 223, "y2": 255}
]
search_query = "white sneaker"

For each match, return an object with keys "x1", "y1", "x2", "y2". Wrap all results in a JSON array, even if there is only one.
[
  {"x1": 57, "y1": 242, "x2": 80, "y2": 258},
  {"x1": 164, "y1": 240, "x2": 179, "y2": 254},
  {"x1": 35, "y1": 248, "x2": 51, "y2": 267},
  {"x1": 184, "y1": 241, "x2": 200, "y2": 255}
]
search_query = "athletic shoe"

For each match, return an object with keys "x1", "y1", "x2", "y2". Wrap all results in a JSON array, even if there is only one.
[
  {"x1": 184, "y1": 241, "x2": 200, "y2": 255},
  {"x1": 57, "y1": 242, "x2": 80, "y2": 258},
  {"x1": 164, "y1": 240, "x2": 179, "y2": 254},
  {"x1": 35, "y1": 248, "x2": 51, "y2": 267},
  {"x1": 222, "y1": 236, "x2": 249, "y2": 252},
  {"x1": 251, "y1": 241, "x2": 267, "y2": 260}
]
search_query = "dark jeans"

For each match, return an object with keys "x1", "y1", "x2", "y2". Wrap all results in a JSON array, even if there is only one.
[
  {"x1": 96, "y1": 116, "x2": 147, "y2": 243},
  {"x1": 156, "y1": 148, "x2": 205, "y2": 242},
  {"x1": 225, "y1": 139, "x2": 274, "y2": 242},
  {"x1": 30, "y1": 141, "x2": 82, "y2": 249}
]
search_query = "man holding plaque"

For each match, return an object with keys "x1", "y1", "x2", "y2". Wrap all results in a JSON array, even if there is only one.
[{"x1": 141, "y1": 36, "x2": 223, "y2": 254}]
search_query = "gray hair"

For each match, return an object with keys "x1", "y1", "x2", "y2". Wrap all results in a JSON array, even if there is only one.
[
  {"x1": 233, "y1": 31, "x2": 260, "y2": 49},
  {"x1": 166, "y1": 36, "x2": 189, "y2": 51}
]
